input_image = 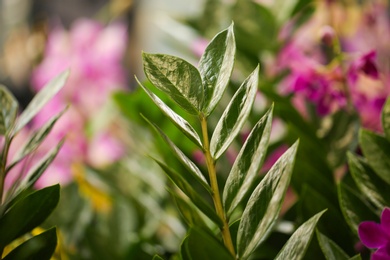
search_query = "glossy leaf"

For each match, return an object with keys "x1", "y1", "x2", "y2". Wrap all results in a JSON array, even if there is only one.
[
  {"x1": 274, "y1": 210, "x2": 326, "y2": 260},
  {"x1": 316, "y1": 230, "x2": 349, "y2": 260},
  {"x1": 171, "y1": 191, "x2": 207, "y2": 228},
  {"x1": 199, "y1": 23, "x2": 235, "y2": 116},
  {"x1": 152, "y1": 158, "x2": 222, "y2": 227},
  {"x1": 210, "y1": 65, "x2": 259, "y2": 160},
  {"x1": 181, "y1": 227, "x2": 234, "y2": 260},
  {"x1": 347, "y1": 152, "x2": 390, "y2": 209},
  {"x1": 381, "y1": 97, "x2": 390, "y2": 141},
  {"x1": 143, "y1": 116, "x2": 210, "y2": 192},
  {"x1": 7, "y1": 108, "x2": 67, "y2": 171},
  {"x1": 338, "y1": 182, "x2": 379, "y2": 234},
  {"x1": 0, "y1": 85, "x2": 18, "y2": 135},
  {"x1": 136, "y1": 77, "x2": 202, "y2": 148},
  {"x1": 0, "y1": 184, "x2": 60, "y2": 250},
  {"x1": 237, "y1": 141, "x2": 298, "y2": 259},
  {"x1": 223, "y1": 105, "x2": 273, "y2": 216},
  {"x1": 3, "y1": 227, "x2": 57, "y2": 260},
  {"x1": 142, "y1": 53, "x2": 203, "y2": 115},
  {"x1": 359, "y1": 129, "x2": 390, "y2": 185},
  {"x1": 13, "y1": 70, "x2": 69, "y2": 135}
]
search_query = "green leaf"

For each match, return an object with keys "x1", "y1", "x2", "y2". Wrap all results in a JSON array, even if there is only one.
[
  {"x1": 381, "y1": 97, "x2": 390, "y2": 141},
  {"x1": 181, "y1": 227, "x2": 234, "y2": 260},
  {"x1": 171, "y1": 191, "x2": 207, "y2": 228},
  {"x1": 143, "y1": 116, "x2": 210, "y2": 193},
  {"x1": 0, "y1": 184, "x2": 60, "y2": 250},
  {"x1": 0, "y1": 85, "x2": 18, "y2": 135},
  {"x1": 13, "y1": 70, "x2": 69, "y2": 135},
  {"x1": 136, "y1": 77, "x2": 202, "y2": 148},
  {"x1": 316, "y1": 230, "x2": 349, "y2": 260},
  {"x1": 274, "y1": 210, "x2": 326, "y2": 260},
  {"x1": 237, "y1": 141, "x2": 298, "y2": 259},
  {"x1": 152, "y1": 255, "x2": 164, "y2": 260},
  {"x1": 3, "y1": 227, "x2": 57, "y2": 260},
  {"x1": 199, "y1": 23, "x2": 235, "y2": 116},
  {"x1": 210, "y1": 65, "x2": 259, "y2": 160},
  {"x1": 347, "y1": 152, "x2": 390, "y2": 209},
  {"x1": 338, "y1": 182, "x2": 379, "y2": 234},
  {"x1": 7, "y1": 108, "x2": 67, "y2": 171},
  {"x1": 349, "y1": 255, "x2": 362, "y2": 260},
  {"x1": 142, "y1": 53, "x2": 203, "y2": 115},
  {"x1": 152, "y1": 158, "x2": 222, "y2": 227},
  {"x1": 223, "y1": 105, "x2": 273, "y2": 216},
  {"x1": 359, "y1": 129, "x2": 390, "y2": 185}
]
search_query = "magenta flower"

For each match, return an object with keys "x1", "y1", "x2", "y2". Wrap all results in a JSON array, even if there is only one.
[
  {"x1": 348, "y1": 50, "x2": 379, "y2": 85},
  {"x1": 358, "y1": 208, "x2": 390, "y2": 260}
]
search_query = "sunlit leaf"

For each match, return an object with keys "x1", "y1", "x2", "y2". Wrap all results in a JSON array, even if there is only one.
[
  {"x1": 237, "y1": 141, "x2": 298, "y2": 259},
  {"x1": 3, "y1": 227, "x2": 57, "y2": 260},
  {"x1": 0, "y1": 86, "x2": 18, "y2": 136},
  {"x1": 223, "y1": 105, "x2": 273, "y2": 216},
  {"x1": 0, "y1": 185, "x2": 60, "y2": 250},
  {"x1": 359, "y1": 129, "x2": 390, "y2": 185},
  {"x1": 316, "y1": 230, "x2": 349, "y2": 260},
  {"x1": 152, "y1": 158, "x2": 222, "y2": 227},
  {"x1": 142, "y1": 53, "x2": 203, "y2": 115},
  {"x1": 210, "y1": 65, "x2": 259, "y2": 160},
  {"x1": 274, "y1": 210, "x2": 326, "y2": 260},
  {"x1": 136, "y1": 76, "x2": 202, "y2": 148},
  {"x1": 13, "y1": 70, "x2": 69, "y2": 135},
  {"x1": 181, "y1": 227, "x2": 234, "y2": 260},
  {"x1": 381, "y1": 97, "x2": 390, "y2": 141},
  {"x1": 347, "y1": 152, "x2": 390, "y2": 209},
  {"x1": 143, "y1": 116, "x2": 210, "y2": 193},
  {"x1": 199, "y1": 23, "x2": 235, "y2": 116}
]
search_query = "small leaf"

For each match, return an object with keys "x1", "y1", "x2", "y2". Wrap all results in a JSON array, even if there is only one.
[
  {"x1": 274, "y1": 210, "x2": 326, "y2": 260},
  {"x1": 210, "y1": 65, "x2": 259, "y2": 160},
  {"x1": 143, "y1": 116, "x2": 210, "y2": 193},
  {"x1": 347, "y1": 152, "x2": 390, "y2": 209},
  {"x1": 0, "y1": 85, "x2": 18, "y2": 135},
  {"x1": 136, "y1": 77, "x2": 202, "y2": 148},
  {"x1": 13, "y1": 70, "x2": 69, "y2": 135},
  {"x1": 381, "y1": 96, "x2": 390, "y2": 141},
  {"x1": 199, "y1": 23, "x2": 235, "y2": 116},
  {"x1": 237, "y1": 141, "x2": 299, "y2": 259},
  {"x1": 3, "y1": 227, "x2": 57, "y2": 260},
  {"x1": 142, "y1": 53, "x2": 203, "y2": 115},
  {"x1": 0, "y1": 184, "x2": 60, "y2": 250},
  {"x1": 359, "y1": 129, "x2": 390, "y2": 185},
  {"x1": 7, "y1": 108, "x2": 67, "y2": 171},
  {"x1": 152, "y1": 158, "x2": 222, "y2": 227},
  {"x1": 223, "y1": 105, "x2": 273, "y2": 216},
  {"x1": 181, "y1": 227, "x2": 235, "y2": 260},
  {"x1": 316, "y1": 230, "x2": 350, "y2": 260}
]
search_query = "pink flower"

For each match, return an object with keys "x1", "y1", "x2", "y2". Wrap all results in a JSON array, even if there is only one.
[
  {"x1": 358, "y1": 208, "x2": 390, "y2": 260},
  {"x1": 348, "y1": 50, "x2": 379, "y2": 85}
]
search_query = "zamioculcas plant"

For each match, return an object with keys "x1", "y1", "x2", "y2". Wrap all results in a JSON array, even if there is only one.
[
  {"x1": 136, "y1": 23, "x2": 326, "y2": 259},
  {"x1": 0, "y1": 71, "x2": 68, "y2": 260}
]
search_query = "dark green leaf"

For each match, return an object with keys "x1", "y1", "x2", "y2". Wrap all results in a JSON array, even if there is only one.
[
  {"x1": 3, "y1": 227, "x2": 57, "y2": 260},
  {"x1": 0, "y1": 184, "x2": 60, "y2": 250},
  {"x1": 152, "y1": 158, "x2": 222, "y2": 227},
  {"x1": 274, "y1": 210, "x2": 326, "y2": 260},
  {"x1": 143, "y1": 116, "x2": 210, "y2": 193},
  {"x1": 0, "y1": 85, "x2": 18, "y2": 135},
  {"x1": 181, "y1": 227, "x2": 234, "y2": 260},
  {"x1": 381, "y1": 97, "x2": 390, "y2": 141},
  {"x1": 152, "y1": 255, "x2": 164, "y2": 260},
  {"x1": 359, "y1": 129, "x2": 390, "y2": 185},
  {"x1": 199, "y1": 23, "x2": 235, "y2": 116},
  {"x1": 316, "y1": 230, "x2": 349, "y2": 260},
  {"x1": 237, "y1": 141, "x2": 298, "y2": 259},
  {"x1": 13, "y1": 70, "x2": 69, "y2": 135},
  {"x1": 136, "y1": 77, "x2": 202, "y2": 148},
  {"x1": 210, "y1": 65, "x2": 259, "y2": 160},
  {"x1": 349, "y1": 255, "x2": 362, "y2": 260},
  {"x1": 338, "y1": 182, "x2": 379, "y2": 234},
  {"x1": 171, "y1": 191, "x2": 208, "y2": 228},
  {"x1": 347, "y1": 152, "x2": 390, "y2": 209},
  {"x1": 142, "y1": 53, "x2": 203, "y2": 115},
  {"x1": 223, "y1": 105, "x2": 273, "y2": 216}
]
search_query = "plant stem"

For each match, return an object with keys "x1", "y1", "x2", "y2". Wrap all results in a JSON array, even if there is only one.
[{"x1": 200, "y1": 114, "x2": 236, "y2": 258}]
